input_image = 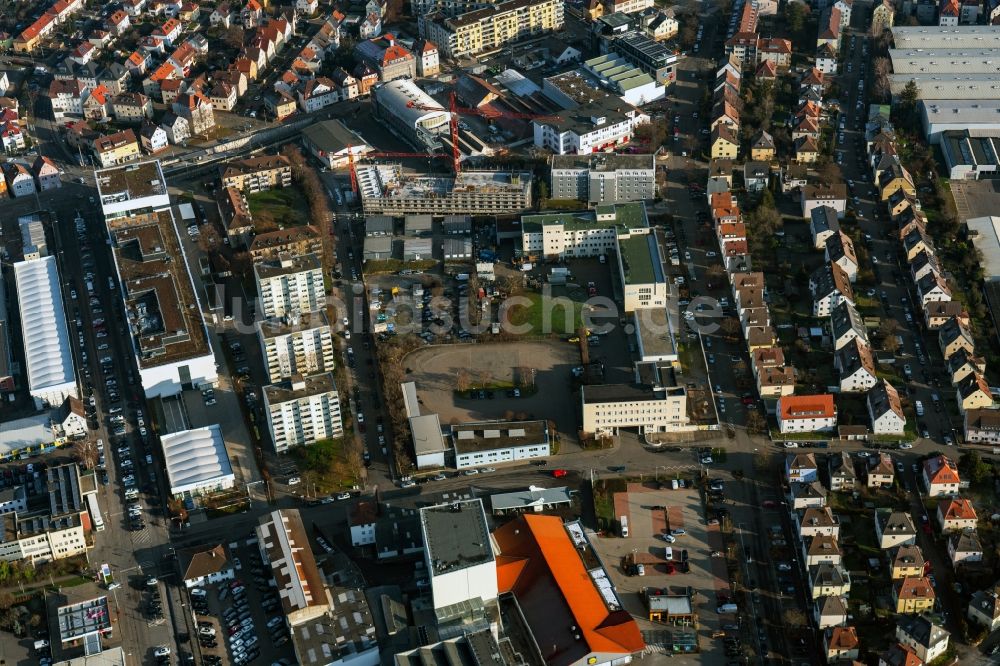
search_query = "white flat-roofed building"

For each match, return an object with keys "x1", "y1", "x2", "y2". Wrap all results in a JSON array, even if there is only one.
[
  {"x1": 581, "y1": 380, "x2": 689, "y2": 437},
  {"x1": 922, "y1": 100, "x2": 1000, "y2": 142},
  {"x1": 95, "y1": 160, "x2": 171, "y2": 216},
  {"x1": 890, "y1": 26, "x2": 1000, "y2": 49},
  {"x1": 264, "y1": 373, "x2": 343, "y2": 453},
  {"x1": 633, "y1": 308, "x2": 678, "y2": 363},
  {"x1": 890, "y1": 49, "x2": 1000, "y2": 75},
  {"x1": 97, "y1": 161, "x2": 217, "y2": 398},
  {"x1": 13, "y1": 257, "x2": 77, "y2": 409},
  {"x1": 411, "y1": 413, "x2": 447, "y2": 469},
  {"x1": 617, "y1": 232, "x2": 667, "y2": 312},
  {"x1": 161, "y1": 425, "x2": 235, "y2": 498},
  {"x1": 257, "y1": 312, "x2": 336, "y2": 383},
  {"x1": 966, "y1": 216, "x2": 1000, "y2": 280},
  {"x1": 890, "y1": 74, "x2": 1000, "y2": 101},
  {"x1": 56, "y1": 593, "x2": 113, "y2": 648},
  {"x1": 449, "y1": 420, "x2": 549, "y2": 469},
  {"x1": 254, "y1": 253, "x2": 325, "y2": 319},
  {"x1": 420, "y1": 499, "x2": 497, "y2": 615}
]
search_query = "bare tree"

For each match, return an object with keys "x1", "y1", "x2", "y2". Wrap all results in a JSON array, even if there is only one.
[
  {"x1": 456, "y1": 369, "x2": 471, "y2": 392},
  {"x1": 872, "y1": 57, "x2": 891, "y2": 103},
  {"x1": 73, "y1": 439, "x2": 98, "y2": 470}
]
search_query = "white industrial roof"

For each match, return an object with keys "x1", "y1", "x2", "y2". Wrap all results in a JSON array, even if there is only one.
[
  {"x1": 891, "y1": 26, "x2": 1000, "y2": 49},
  {"x1": 892, "y1": 74, "x2": 1000, "y2": 100},
  {"x1": 922, "y1": 99, "x2": 1000, "y2": 126},
  {"x1": 161, "y1": 425, "x2": 234, "y2": 495},
  {"x1": 890, "y1": 49, "x2": 1000, "y2": 74},
  {"x1": 373, "y1": 79, "x2": 449, "y2": 130},
  {"x1": 13, "y1": 257, "x2": 75, "y2": 396},
  {"x1": 967, "y1": 216, "x2": 1000, "y2": 280}
]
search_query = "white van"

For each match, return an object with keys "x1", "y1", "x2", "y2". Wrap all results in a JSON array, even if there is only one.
[
  {"x1": 620, "y1": 516, "x2": 629, "y2": 538},
  {"x1": 915, "y1": 401, "x2": 925, "y2": 417},
  {"x1": 664, "y1": 546, "x2": 673, "y2": 560}
]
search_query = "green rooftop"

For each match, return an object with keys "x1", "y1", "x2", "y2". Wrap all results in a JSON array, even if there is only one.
[
  {"x1": 522, "y1": 202, "x2": 648, "y2": 233},
  {"x1": 617, "y1": 233, "x2": 665, "y2": 286}
]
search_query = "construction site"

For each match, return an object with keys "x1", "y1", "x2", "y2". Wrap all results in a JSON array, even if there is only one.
[{"x1": 356, "y1": 164, "x2": 534, "y2": 216}]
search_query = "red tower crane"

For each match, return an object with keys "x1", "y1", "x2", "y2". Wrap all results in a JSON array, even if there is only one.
[
  {"x1": 405, "y1": 91, "x2": 563, "y2": 174},
  {"x1": 346, "y1": 92, "x2": 561, "y2": 192}
]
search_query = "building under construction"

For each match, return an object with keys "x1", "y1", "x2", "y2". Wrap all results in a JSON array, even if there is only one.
[{"x1": 356, "y1": 164, "x2": 533, "y2": 216}]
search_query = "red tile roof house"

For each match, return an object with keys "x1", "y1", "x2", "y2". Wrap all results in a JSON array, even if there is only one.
[
  {"x1": 777, "y1": 394, "x2": 837, "y2": 434},
  {"x1": 922, "y1": 455, "x2": 961, "y2": 498}
]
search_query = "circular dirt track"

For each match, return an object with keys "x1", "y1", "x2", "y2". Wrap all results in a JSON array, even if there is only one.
[{"x1": 403, "y1": 341, "x2": 582, "y2": 445}]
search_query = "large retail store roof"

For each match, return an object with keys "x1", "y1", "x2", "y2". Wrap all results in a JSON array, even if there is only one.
[
  {"x1": 13, "y1": 257, "x2": 75, "y2": 396},
  {"x1": 161, "y1": 425, "x2": 234, "y2": 495}
]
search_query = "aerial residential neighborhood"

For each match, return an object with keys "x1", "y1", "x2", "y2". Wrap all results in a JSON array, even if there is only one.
[{"x1": 0, "y1": 0, "x2": 998, "y2": 664}]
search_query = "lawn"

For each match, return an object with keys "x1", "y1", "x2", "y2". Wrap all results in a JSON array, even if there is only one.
[
  {"x1": 246, "y1": 185, "x2": 310, "y2": 231},
  {"x1": 288, "y1": 437, "x2": 361, "y2": 494},
  {"x1": 505, "y1": 290, "x2": 585, "y2": 336}
]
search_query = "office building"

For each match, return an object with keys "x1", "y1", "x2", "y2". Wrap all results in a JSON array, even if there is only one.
[
  {"x1": 257, "y1": 313, "x2": 336, "y2": 383},
  {"x1": 449, "y1": 420, "x2": 549, "y2": 469},
  {"x1": 264, "y1": 373, "x2": 343, "y2": 453},
  {"x1": 520, "y1": 201, "x2": 649, "y2": 258},
  {"x1": 581, "y1": 363, "x2": 689, "y2": 436},
  {"x1": 550, "y1": 153, "x2": 656, "y2": 204},
  {"x1": 616, "y1": 232, "x2": 667, "y2": 312},
  {"x1": 371, "y1": 79, "x2": 450, "y2": 152},
  {"x1": 97, "y1": 161, "x2": 217, "y2": 398},
  {"x1": 254, "y1": 253, "x2": 325, "y2": 319}
]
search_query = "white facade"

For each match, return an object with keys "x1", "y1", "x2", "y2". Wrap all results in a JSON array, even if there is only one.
[
  {"x1": 264, "y1": 374, "x2": 343, "y2": 453},
  {"x1": 451, "y1": 422, "x2": 550, "y2": 469},
  {"x1": 533, "y1": 109, "x2": 649, "y2": 155},
  {"x1": 616, "y1": 232, "x2": 668, "y2": 312},
  {"x1": 161, "y1": 426, "x2": 236, "y2": 497},
  {"x1": 350, "y1": 520, "x2": 375, "y2": 547},
  {"x1": 520, "y1": 202, "x2": 648, "y2": 258},
  {"x1": 255, "y1": 256, "x2": 326, "y2": 319},
  {"x1": 581, "y1": 385, "x2": 689, "y2": 436},
  {"x1": 257, "y1": 316, "x2": 336, "y2": 383},
  {"x1": 420, "y1": 500, "x2": 498, "y2": 613},
  {"x1": 922, "y1": 99, "x2": 1000, "y2": 143},
  {"x1": 13, "y1": 257, "x2": 78, "y2": 409}
]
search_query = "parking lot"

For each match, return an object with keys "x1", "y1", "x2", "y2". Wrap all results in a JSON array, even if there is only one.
[
  {"x1": 590, "y1": 479, "x2": 733, "y2": 664},
  {"x1": 186, "y1": 535, "x2": 296, "y2": 666}
]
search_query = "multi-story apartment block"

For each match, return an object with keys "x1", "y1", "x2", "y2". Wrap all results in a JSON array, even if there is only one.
[
  {"x1": 421, "y1": 0, "x2": 564, "y2": 59},
  {"x1": 354, "y1": 34, "x2": 417, "y2": 81},
  {"x1": 264, "y1": 373, "x2": 344, "y2": 452},
  {"x1": 254, "y1": 253, "x2": 325, "y2": 319},
  {"x1": 549, "y1": 153, "x2": 656, "y2": 204},
  {"x1": 257, "y1": 313, "x2": 336, "y2": 383},
  {"x1": 411, "y1": 0, "x2": 492, "y2": 19},
  {"x1": 219, "y1": 155, "x2": 292, "y2": 193},
  {"x1": 777, "y1": 394, "x2": 837, "y2": 433},
  {"x1": 521, "y1": 202, "x2": 648, "y2": 259}
]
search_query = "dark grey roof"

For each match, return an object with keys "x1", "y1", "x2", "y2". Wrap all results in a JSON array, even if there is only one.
[
  {"x1": 420, "y1": 500, "x2": 493, "y2": 576},
  {"x1": 897, "y1": 614, "x2": 949, "y2": 649}
]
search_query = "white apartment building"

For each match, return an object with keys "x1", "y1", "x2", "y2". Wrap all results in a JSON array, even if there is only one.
[
  {"x1": 777, "y1": 395, "x2": 838, "y2": 433},
  {"x1": 254, "y1": 253, "x2": 326, "y2": 319},
  {"x1": 257, "y1": 313, "x2": 336, "y2": 383},
  {"x1": 264, "y1": 373, "x2": 343, "y2": 453},
  {"x1": 520, "y1": 202, "x2": 648, "y2": 259},
  {"x1": 549, "y1": 153, "x2": 656, "y2": 204},
  {"x1": 581, "y1": 382, "x2": 689, "y2": 437}
]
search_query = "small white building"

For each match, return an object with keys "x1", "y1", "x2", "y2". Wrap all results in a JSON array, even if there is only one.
[
  {"x1": 777, "y1": 395, "x2": 837, "y2": 433},
  {"x1": 179, "y1": 544, "x2": 235, "y2": 588},
  {"x1": 450, "y1": 420, "x2": 550, "y2": 470}
]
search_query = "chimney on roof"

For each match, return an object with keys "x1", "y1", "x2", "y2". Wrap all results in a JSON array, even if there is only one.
[
  {"x1": 290, "y1": 374, "x2": 306, "y2": 391},
  {"x1": 385, "y1": 33, "x2": 395, "y2": 46}
]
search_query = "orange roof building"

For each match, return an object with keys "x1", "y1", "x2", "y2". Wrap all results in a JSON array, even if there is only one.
[
  {"x1": 493, "y1": 514, "x2": 645, "y2": 663},
  {"x1": 777, "y1": 394, "x2": 837, "y2": 433},
  {"x1": 922, "y1": 455, "x2": 961, "y2": 496}
]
